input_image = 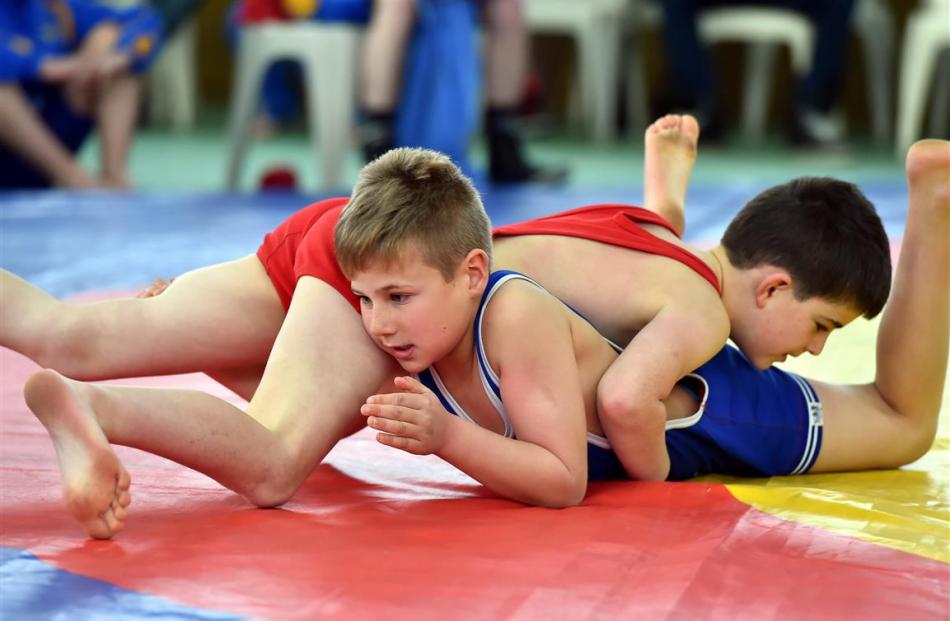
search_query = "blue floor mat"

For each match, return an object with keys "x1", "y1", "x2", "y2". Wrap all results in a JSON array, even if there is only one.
[{"x1": 0, "y1": 182, "x2": 908, "y2": 297}]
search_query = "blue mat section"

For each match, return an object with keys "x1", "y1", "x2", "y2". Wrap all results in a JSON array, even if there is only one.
[
  {"x1": 0, "y1": 547, "x2": 248, "y2": 621},
  {"x1": 0, "y1": 183, "x2": 907, "y2": 298}
]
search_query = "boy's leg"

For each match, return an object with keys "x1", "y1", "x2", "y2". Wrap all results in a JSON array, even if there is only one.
[
  {"x1": 812, "y1": 139, "x2": 950, "y2": 471},
  {"x1": 641, "y1": 114, "x2": 700, "y2": 236},
  {"x1": 24, "y1": 277, "x2": 396, "y2": 539},
  {"x1": 1, "y1": 255, "x2": 284, "y2": 383}
]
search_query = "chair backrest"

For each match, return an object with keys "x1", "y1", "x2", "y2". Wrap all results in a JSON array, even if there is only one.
[{"x1": 698, "y1": 7, "x2": 813, "y2": 73}]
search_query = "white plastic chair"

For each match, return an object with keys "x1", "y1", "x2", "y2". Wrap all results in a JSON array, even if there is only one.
[
  {"x1": 225, "y1": 21, "x2": 361, "y2": 191},
  {"x1": 896, "y1": 0, "x2": 950, "y2": 155},
  {"x1": 627, "y1": 0, "x2": 894, "y2": 143},
  {"x1": 147, "y1": 16, "x2": 198, "y2": 130},
  {"x1": 523, "y1": 0, "x2": 629, "y2": 143},
  {"x1": 698, "y1": 5, "x2": 812, "y2": 141}
]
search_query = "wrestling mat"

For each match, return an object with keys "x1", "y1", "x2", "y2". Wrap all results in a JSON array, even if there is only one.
[{"x1": 1, "y1": 188, "x2": 947, "y2": 620}]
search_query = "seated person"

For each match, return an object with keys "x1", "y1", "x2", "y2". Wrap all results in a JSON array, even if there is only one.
[{"x1": 0, "y1": 0, "x2": 162, "y2": 188}]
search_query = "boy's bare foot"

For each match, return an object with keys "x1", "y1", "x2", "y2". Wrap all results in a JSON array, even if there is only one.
[
  {"x1": 24, "y1": 370, "x2": 131, "y2": 539},
  {"x1": 906, "y1": 139, "x2": 950, "y2": 206},
  {"x1": 643, "y1": 114, "x2": 701, "y2": 236}
]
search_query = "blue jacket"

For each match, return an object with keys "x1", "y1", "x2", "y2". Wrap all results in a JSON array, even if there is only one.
[{"x1": 0, "y1": 0, "x2": 163, "y2": 83}]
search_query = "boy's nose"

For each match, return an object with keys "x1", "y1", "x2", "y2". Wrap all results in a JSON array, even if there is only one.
[
  {"x1": 368, "y1": 309, "x2": 396, "y2": 337},
  {"x1": 806, "y1": 332, "x2": 830, "y2": 356}
]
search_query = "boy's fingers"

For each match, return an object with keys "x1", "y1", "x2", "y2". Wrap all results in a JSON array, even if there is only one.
[
  {"x1": 361, "y1": 403, "x2": 404, "y2": 419},
  {"x1": 366, "y1": 413, "x2": 415, "y2": 438},
  {"x1": 366, "y1": 392, "x2": 422, "y2": 409},
  {"x1": 376, "y1": 432, "x2": 422, "y2": 454},
  {"x1": 395, "y1": 376, "x2": 427, "y2": 393}
]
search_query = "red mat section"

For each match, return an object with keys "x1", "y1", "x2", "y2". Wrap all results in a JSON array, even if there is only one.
[{"x1": 2, "y1": 346, "x2": 947, "y2": 619}]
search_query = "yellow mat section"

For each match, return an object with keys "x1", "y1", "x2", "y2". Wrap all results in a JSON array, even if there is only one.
[{"x1": 708, "y1": 316, "x2": 950, "y2": 563}]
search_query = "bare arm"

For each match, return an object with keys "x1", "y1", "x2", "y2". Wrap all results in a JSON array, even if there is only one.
[
  {"x1": 363, "y1": 285, "x2": 589, "y2": 507},
  {"x1": 597, "y1": 295, "x2": 729, "y2": 480}
]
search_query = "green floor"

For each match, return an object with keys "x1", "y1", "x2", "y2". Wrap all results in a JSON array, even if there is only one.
[{"x1": 78, "y1": 107, "x2": 907, "y2": 193}]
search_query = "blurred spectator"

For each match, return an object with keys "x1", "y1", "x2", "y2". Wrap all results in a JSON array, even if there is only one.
[
  {"x1": 0, "y1": 0, "x2": 162, "y2": 189},
  {"x1": 657, "y1": 0, "x2": 855, "y2": 146},
  {"x1": 230, "y1": 0, "x2": 369, "y2": 136},
  {"x1": 152, "y1": 0, "x2": 204, "y2": 38},
  {"x1": 236, "y1": 0, "x2": 565, "y2": 184},
  {"x1": 361, "y1": 0, "x2": 567, "y2": 183}
]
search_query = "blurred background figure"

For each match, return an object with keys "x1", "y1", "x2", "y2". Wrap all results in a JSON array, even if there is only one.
[
  {"x1": 228, "y1": 0, "x2": 368, "y2": 138},
  {"x1": 152, "y1": 0, "x2": 205, "y2": 37},
  {"x1": 360, "y1": 0, "x2": 567, "y2": 184},
  {"x1": 234, "y1": 0, "x2": 565, "y2": 184},
  {"x1": 0, "y1": 0, "x2": 163, "y2": 189},
  {"x1": 656, "y1": 0, "x2": 855, "y2": 146}
]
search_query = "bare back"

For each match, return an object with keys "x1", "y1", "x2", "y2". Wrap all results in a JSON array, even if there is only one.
[{"x1": 493, "y1": 225, "x2": 726, "y2": 346}]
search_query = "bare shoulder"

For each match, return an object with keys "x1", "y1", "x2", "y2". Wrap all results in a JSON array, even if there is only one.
[
  {"x1": 660, "y1": 277, "x2": 730, "y2": 344},
  {"x1": 480, "y1": 280, "x2": 572, "y2": 359},
  {"x1": 482, "y1": 278, "x2": 567, "y2": 332}
]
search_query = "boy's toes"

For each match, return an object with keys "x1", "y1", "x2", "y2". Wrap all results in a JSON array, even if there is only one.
[
  {"x1": 84, "y1": 515, "x2": 115, "y2": 540},
  {"x1": 102, "y1": 508, "x2": 123, "y2": 535}
]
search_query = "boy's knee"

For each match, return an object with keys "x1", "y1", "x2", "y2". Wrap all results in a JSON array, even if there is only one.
[
  {"x1": 34, "y1": 316, "x2": 104, "y2": 375},
  {"x1": 244, "y1": 482, "x2": 296, "y2": 509},
  {"x1": 242, "y1": 457, "x2": 307, "y2": 508}
]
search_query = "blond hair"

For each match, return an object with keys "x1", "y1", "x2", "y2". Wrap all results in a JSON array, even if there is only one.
[{"x1": 336, "y1": 148, "x2": 491, "y2": 280}]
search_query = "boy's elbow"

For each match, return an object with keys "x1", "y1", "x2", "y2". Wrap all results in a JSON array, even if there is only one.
[
  {"x1": 536, "y1": 473, "x2": 587, "y2": 508},
  {"x1": 896, "y1": 424, "x2": 939, "y2": 467},
  {"x1": 597, "y1": 384, "x2": 658, "y2": 433},
  {"x1": 597, "y1": 383, "x2": 636, "y2": 426}
]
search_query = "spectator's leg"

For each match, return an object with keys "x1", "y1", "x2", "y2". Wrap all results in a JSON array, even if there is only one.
[
  {"x1": 484, "y1": 0, "x2": 567, "y2": 184},
  {"x1": 0, "y1": 84, "x2": 98, "y2": 189},
  {"x1": 787, "y1": 0, "x2": 855, "y2": 145},
  {"x1": 656, "y1": 0, "x2": 721, "y2": 137},
  {"x1": 96, "y1": 73, "x2": 142, "y2": 189},
  {"x1": 359, "y1": 0, "x2": 415, "y2": 162}
]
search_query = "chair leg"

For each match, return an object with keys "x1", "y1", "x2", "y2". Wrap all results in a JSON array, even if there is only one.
[
  {"x1": 303, "y1": 27, "x2": 358, "y2": 190},
  {"x1": 741, "y1": 43, "x2": 777, "y2": 141},
  {"x1": 624, "y1": 36, "x2": 650, "y2": 139},
  {"x1": 927, "y1": 51, "x2": 950, "y2": 139},
  {"x1": 857, "y1": 8, "x2": 894, "y2": 144},
  {"x1": 896, "y1": 15, "x2": 941, "y2": 155},
  {"x1": 225, "y1": 40, "x2": 269, "y2": 190}
]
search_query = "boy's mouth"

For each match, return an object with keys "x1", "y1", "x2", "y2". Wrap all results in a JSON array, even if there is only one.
[{"x1": 388, "y1": 344, "x2": 415, "y2": 360}]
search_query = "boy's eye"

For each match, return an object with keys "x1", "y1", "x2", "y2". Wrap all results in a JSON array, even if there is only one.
[
  {"x1": 390, "y1": 293, "x2": 409, "y2": 303},
  {"x1": 357, "y1": 295, "x2": 371, "y2": 306},
  {"x1": 815, "y1": 322, "x2": 828, "y2": 333}
]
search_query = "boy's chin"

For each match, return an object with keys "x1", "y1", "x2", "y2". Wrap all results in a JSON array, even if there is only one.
[
  {"x1": 750, "y1": 355, "x2": 780, "y2": 370},
  {"x1": 738, "y1": 347, "x2": 774, "y2": 370},
  {"x1": 396, "y1": 359, "x2": 428, "y2": 374}
]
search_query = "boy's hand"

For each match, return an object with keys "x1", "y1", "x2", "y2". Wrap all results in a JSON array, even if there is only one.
[
  {"x1": 136, "y1": 277, "x2": 174, "y2": 299},
  {"x1": 361, "y1": 376, "x2": 451, "y2": 455}
]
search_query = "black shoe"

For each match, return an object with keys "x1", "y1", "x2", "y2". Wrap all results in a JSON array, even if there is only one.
[
  {"x1": 360, "y1": 110, "x2": 395, "y2": 163},
  {"x1": 487, "y1": 128, "x2": 568, "y2": 185},
  {"x1": 486, "y1": 106, "x2": 568, "y2": 184}
]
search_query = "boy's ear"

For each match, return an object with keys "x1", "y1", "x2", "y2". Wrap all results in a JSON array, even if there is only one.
[
  {"x1": 754, "y1": 269, "x2": 793, "y2": 308},
  {"x1": 462, "y1": 249, "x2": 490, "y2": 292}
]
